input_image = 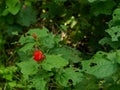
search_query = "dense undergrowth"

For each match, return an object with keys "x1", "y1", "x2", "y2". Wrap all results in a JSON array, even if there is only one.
[{"x1": 1, "y1": 0, "x2": 120, "y2": 90}]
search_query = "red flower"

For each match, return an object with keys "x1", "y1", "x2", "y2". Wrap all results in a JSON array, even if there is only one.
[{"x1": 33, "y1": 50, "x2": 45, "y2": 62}]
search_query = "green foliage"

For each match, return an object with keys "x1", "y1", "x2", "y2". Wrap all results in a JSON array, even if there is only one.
[
  {"x1": 2, "y1": 0, "x2": 21, "y2": 15},
  {"x1": 1, "y1": 0, "x2": 120, "y2": 90},
  {"x1": 0, "y1": 35, "x2": 5, "y2": 51},
  {"x1": 17, "y1": 59, "x2": 39, "y2": 79},
  {"x1": 42, "y1": 55, "x2": 68, "y2": 71},
  {"x1": 113, "y1": 8, "x2": 120, "y2": 22},
  {"x1": 90, "y1": 0, "x2": 116, "y2": 16},
  {"x1": 88, "y1": 0, "x2": 107, "y2": 3},
  {"x1": 99, "y1": 8, "x2": 120, "y2": 49},
  {"x1": 82, "y1": 52, "x2": 117, "y2": 78},
  {"x1": 19, "y1": 43, "x2": 35, "y2": 52},
  {"x1": 31, "y1": 77, "x2": 47, "y2": 90},
  {"x1": 50, "y1": 46, "x2": 81, "y2": 63},
  {"x1": 0, "y1": 66, "x2": 17, "y2": 81},
  {"x1": 55, "y1": 67, "x2": 83, "y2": 87},
  {"x1": 106, "y1": 26, "x2": 120, "y2": 41},
  {"x1": 16, "y1": 6, "x2": 37, "y2": 26},
  {"x1": 27, "y1": 28, "x2": 48, "y2": 38}
]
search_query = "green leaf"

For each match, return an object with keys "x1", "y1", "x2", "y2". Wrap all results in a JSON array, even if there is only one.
[
  {"x1": 8, "y1": 81, "x2": 17, "y2": 88},
  {"x1": 5, "y1": 0, "x2": 21, "y2": 15},
  {"x1": 17, "y1": 59, "x2": 39, "y2": 79},
  {"x1": 44, "y1": 2, "x2": 65, "y2": 18},
  {"x1": 0, "y1": 35, "x2": 5, "y2": 51},
  {"x1": 56, "y1": 68, "x2": 83, "y2": 87},
  {"x1": 74, "y1": 76, "x2": 99, "y2": 90},
  {"x1": 8, "y1": 3, "x2": 21, "y2": 15},
  {"x1": 40, "y1": 13, "x2": 49, "y2": 18},
  {"x1": 27, "y1": 28, "x2": 60, "y2": 48},
  {"x1": 2, "y1": 66, "x2": 17, "y2": 81},
  {"x1": 29, "y1": 70, "x2": 53, "y2": 90},
  {"x1": 54, "y1": 0, "x2": 67, "y2": 3},
  {"x1": 6, "y1": 0, "x2": 18, "y2": 7},
  {"x1": 60, "y1": 25, "x2": 67, "y2": 31},
  {"x1": 88, "y1": 0, "x2": 106, "y2": 3},
  {"x1": 82, "y1": 53, "x2": 117, "y2": 78},
  {"x1": 113, "y1": 8, "x2": 120, "y2": 21},
  {"x1": 99, "y1": 37, "x2": 114, "y2": 48},
  {"x1": 19, "y1": 35, "x2": 35, "y2": 45},
  {"x1": 8, "y1": 81, "x2": 24, "y2": 88},
  {"x1": 2, "y1": 9, "x2": 9, "y2": 16},
  {"x1": 99, "y1": 37, "x2": 111, "y2": 45},
  {"x1": 106, "y1": 26, "x2": 120, "y2": 41},
  {"x1": 99, "y1": 37, "x2": 120, "y2": 49},
  {"x1": 35, "y1": 70, "x2": 53, "y2": 79},
  {"x1": 90, "y1": 0, "x2": 116, "y2": 16},
  {"x1": 27, "y1": 28, "x2": 48, "y2": 38},
  {"x1": 116, "y1": 50, "x2": 120, "y2": 64},
  {"x1": 108, "y1": 84, "x2": 120, "y2": 90},
  {"x1": 19, "y1": 43, "x2": 35, "y2": 53},
  {"x1": 42, "y1": 55, "x2": 68, "y2": 71},
  {"x1": 50, "y1": 46, "x2": 81, "y2": 63},
  {"x1": 6, "y1": 25, "x2": 22, "y2": 35},
  {"x1": 31, "y1": 77, "x2": 47, "y2": 90},
  {"x1": 88, "y1": 0, "x2": 96, "y2": 3},
  {"x1": 41, "y1": 33, "x2": 56, "y2": 49},
  {"x1": 17, "y1": 6, "x2": 37, "y2": 26}
]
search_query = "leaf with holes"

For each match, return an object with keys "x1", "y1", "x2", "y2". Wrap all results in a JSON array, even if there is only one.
[
  {"x1": 106, "y1": 26, "x2": 120, "y2": 41},
  {"x1": 113, "y1": 8, "x2": 120, "y2": 21},
  {"x1": 82, "y1": 53, "x2": 117, "y2": 78},
  {"x1": 55, "y1": 67, "x2": 83, "y2": 87}
]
